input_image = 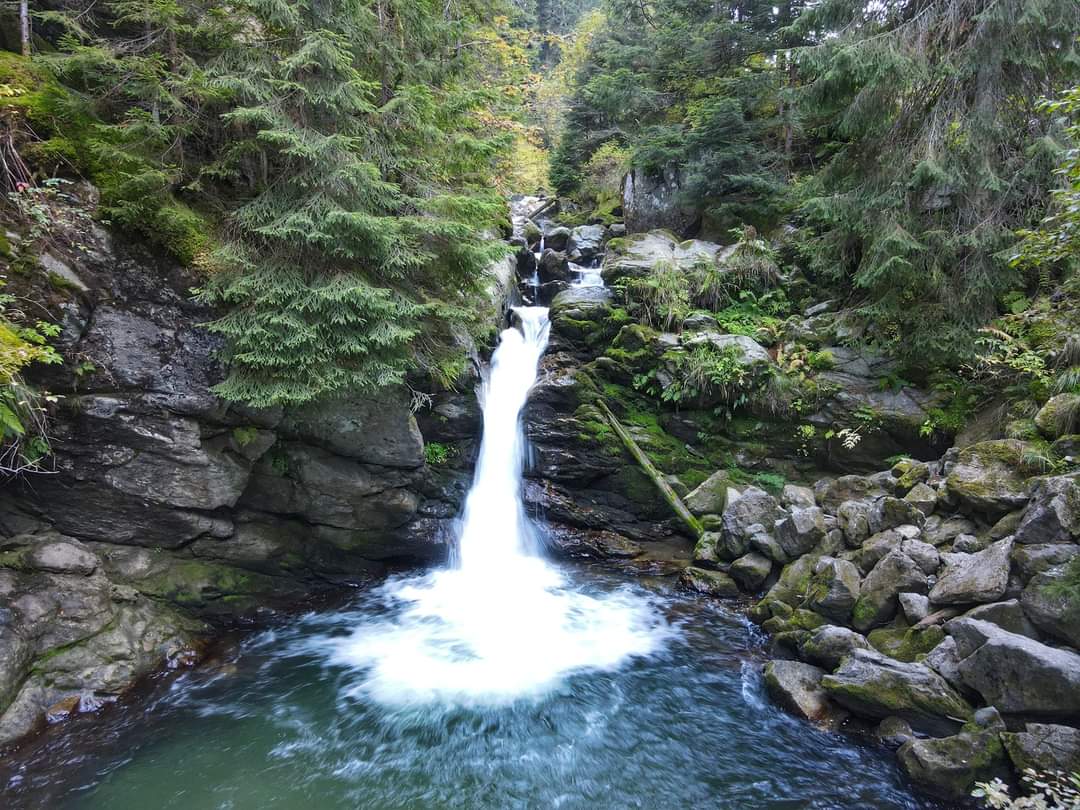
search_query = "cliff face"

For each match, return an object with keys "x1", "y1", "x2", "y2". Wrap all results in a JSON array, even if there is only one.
[{"x1": 0, "y1": 184, "x2": 475, "y2": 746}]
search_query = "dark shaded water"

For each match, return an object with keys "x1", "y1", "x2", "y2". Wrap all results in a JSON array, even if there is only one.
[{"x1": 1, "y1": 566, "x2": 945, "y2": 810}]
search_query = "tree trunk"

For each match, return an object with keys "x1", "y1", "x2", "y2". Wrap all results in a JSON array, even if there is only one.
[
  {"x1": 19, "y1": 1, "x2": 31, "y2": 57},
  {"x1": 596, "y1": 399, "x2": 703, "y2": 539}
]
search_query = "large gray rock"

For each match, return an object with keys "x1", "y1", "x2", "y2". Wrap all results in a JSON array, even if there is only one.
[
  {"x1": 678, "y1": 566, "x2": 739, "y2": 597},
  {"x1": 621, "y1": 167, "x2": 698, "y2": 237},
  {"x1": 816, "y1": 476, "x2": 886, "y2": 512},
  {"x1": 852, "y1": 550, "x2": 927, "y2": 631},
  {"x1": 1001, "y1": 723, "x2": 1080, "y2": 776},
  {"x1": 775, "y1": 506, "x2": 828, "y2": 559},
  {"x1": 567, "y1": 224, "x2": 606, "y2": 262},
  {"x1": 837, "y1": 500, "x2": 874, "y2": 547},
  {"x1": 807, "y1": 557, "x2": 861, "y2": 623},
  {"x1": 870, "y1": 497, "x2": 927, "y2": 533},
  {"x1": 898, "y1": 730, "x2": 1007, "y2": 800},
  {"x1": 947, "y1": 618, "x2": 1080, "y2": 715},
  {"x1": 1013, "y1": 474, "x2": 1080, "y2": 545},
  {"x1": 764, "y1": 660, "x2": 847, "y2": 728},
  {"x1": 801, "y1": 625, "x2": 871, "y2": 671},
  {"x1": 684, "y1": 470, "x2": 733, "y2": 516},
  {"x1": 945, "y1": 440, "x2": 1032, "y2": 518},
  {"x1": 1034, "y1": 393, "x2": 1080, "y2": 439},
  {"x1": 963, "y1": 599, "x2": 1040, "y2": 639},
  {"x1": 821, "y1": 648, "x2": 973, "y2": 736},
  {"x1": 1012, "y1": 543, "x2": 1080, "y2": 582},
  {"x1": 602, "y1": 229, "x2": 720, "y2": 285},
  {"x1": 729, "y1": 552, "x2": 772, "y2": 591},
  {"x1": 924, "y1": 515, "x2": 978, "y2": 547},
  {"x1": 1021, "y1": 565, "x2": 1080, "y2": 648},
  {"x1": 720, "y1": 487, "x2": 782, "y2": 561},
  {"x1": 682, "y1": 332, "x2": 772, "y2": 366},
  {"x1": 929, "y1": 539, "x2": 1013, "y2": 605},
  {"x1": 904, "y1": 483, "x2": 938, "y2": 516}
]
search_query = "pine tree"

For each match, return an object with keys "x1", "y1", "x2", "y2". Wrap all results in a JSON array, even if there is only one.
[
  {"x1": 790, "y1": 0, "x2": 1080, "y2": 364},
  {"x1": 198, "y1": 0, "x2": 510, "y2": 406}
]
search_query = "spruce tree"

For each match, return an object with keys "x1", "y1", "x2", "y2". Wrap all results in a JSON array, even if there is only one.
[{"x1": 790, "y1": 0, "x2": 1080, "y2": 364}]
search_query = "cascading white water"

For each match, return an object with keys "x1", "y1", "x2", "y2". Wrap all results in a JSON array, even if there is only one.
[{"x1": 327, "y1": 306, "x2": 669, "y2": 706}]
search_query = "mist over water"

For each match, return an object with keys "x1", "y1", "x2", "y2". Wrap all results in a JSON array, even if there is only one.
[{"x1": 321, "y1": 306, "x2": 671, "y2": 706}]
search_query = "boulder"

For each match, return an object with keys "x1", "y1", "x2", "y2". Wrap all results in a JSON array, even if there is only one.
[
  {"x1": 729, "y1": 552, "x2": 772, "y2": 591},
  {"x1": 764, "y1": 660, "x2": 847, "y2": 729},
  {"x1": 837, "y1": 500, "x2": 874, "y2": 547},
  {"x1": 947, "y1": 618, "x2": 1080, "y2": 715},
  {"x1": 847, "y1": 529, "x2": 903, "y2": 575},
  {"x1": 678, "y1": 566, "x2": 739, "y2": 597},
  {"x1": 782, "y1": 484, "x2": 816, "y2": 509},
  {"x1": 924, "y1": 637, "x2": 966, "y2": 691},
  {"x1": 682, "y1": 332, "x2": 772, "y2": 366},
  {"x1": 878, "y1": 716, "x2": 915, "y2": 749},
  {"x1": 929, "y1": 539, "x2": 1012, "y2": 605},
  {"x1": 899, "y1": 592, "x2": 931, "y2": 623},
  {"x1": 567, "y1": 224, "x2": 606, "y2": 262},
  {"x1": 852, "y1": 550, "x2": 928, "y2": 631},
  {"x1": 962, "y1": 600, "x2": 1040, "y2": 640},
  {"x1": 952, "y1": 533, "x2": 986, "y2": 553},
  {"x1": 900, "y1": 538, "x2": 940, "y2": 575},
  {"x1": 893, "y1": 459, "x2": 930, "y2": 492},
  {"x1": 945, "y1": 440, "x2": 1032, "y2": 518},
  {"x1": 867, "y1": 625, "x2": 946, "y2": 663},
  {"x1": 538, "y1": 248, "x2": 571, "y2": 283},
  {"x1": 1001, "y1": 723, "x2": 1080, "y2": 776},
  {"x1": 621, "y1": 167, "x2": 698, "y2": 237},
  {"x1": 870, "y1": 497, "x2": 927, "y2": 533},
  {"x1": 775, "y1": 506, "x2": 828, "y2": 559},
  {"x1": 800, "y1": 625, "x2": 871, "y2": 671},
  {"x1": 806, "y1": 557, "x2": 861, "y2": 623},
  {"x1": 898, "y1": 730, "x2": 1007, "y2": 801},
  {"x1": 602, "y1": 229, "x2": 720, "y2": 285},
  {"x1": 816, "y1": 476, "x2": 886, "y2": 512},
  {"x1": 682, "y1": 312, "x2": 719, "y2": 332},
  {"x1": 1013, "y1": 473, "x2": 1080, "y2": 545},
  {"x1": 1034, "y1": 393, "x2": 1080, "y2": 439},
  {"x1": 904, "y1": 483, "x2": 938, "y2": 516},
  {"x1": 924, "y1": 515, "x2": 978, "y2": 547},
  {"x1": 543, "y1": 226, "x2": 571, "y2": 252},
  {"x1": 22, "y1": 536, "x2": 99, "y2": 576},
  {"x1": 1021, "y1": 565, "x2": 1080, "y2": 648},
  {"x1": 821, "y1": 649, "x2": 973, "y2": 736},
  {"x1": 720, "y1": 488, "x2": 782, "y2": 560},
  {"x1": 684, "y1": 470, "x2": 733, "y2": 516},
  {"x1": 1012, "y1": 543, "x2": 1080, "y2": 582}
]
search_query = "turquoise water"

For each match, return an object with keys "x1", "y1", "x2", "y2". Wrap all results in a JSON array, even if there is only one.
[{"x1": 1, "y1": 566, "x2": 944, "y2": 810}]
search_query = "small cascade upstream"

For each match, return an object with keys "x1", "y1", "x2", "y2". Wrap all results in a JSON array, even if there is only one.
[{"x1": 325, "y1": 305, "x2": 669, "y2": 705}]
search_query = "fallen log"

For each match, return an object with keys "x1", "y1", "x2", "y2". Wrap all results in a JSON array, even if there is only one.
[{"x1": 596, "y1": 399, "x2": 702, "y2": 539}]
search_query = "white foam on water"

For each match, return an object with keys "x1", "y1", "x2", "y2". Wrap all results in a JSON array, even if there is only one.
[{"x1": 325, "y1": 306, "x2": 671, "y2": 706}]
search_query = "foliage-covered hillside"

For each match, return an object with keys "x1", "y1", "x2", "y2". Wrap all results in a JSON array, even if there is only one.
[{"x1": 552, "y1": 0, "x2": 1080, "y2": 366}]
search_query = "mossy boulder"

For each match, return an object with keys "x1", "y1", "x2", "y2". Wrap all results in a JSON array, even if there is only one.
[
  {"x1": 678, "y1": 566, "x2": 739, "y2": 597},
  {"x1": 867, "y1": 625, "x2": 945, "y2": 663},
  {"x1": 898, "y1": 730, "x2": 1007, "y2": 800},
  {"x1": 684, "y1": 469, "x2": 734, "y2": 516},
  {"x1": 764, "y1": 660, "x2": 848, "y2": 729},
  {"x1": 822, "y1": 648, "x2": 974, "y2": 736},
  {"x1": 1034, "y1": 393, "x2": 1080, "y2": 439},
  {"x1": 945, "y1": 440, "x2": 1032, "y2": 518},
  {"x1": 1021, "y1": 564, "x2": 1080, "y2": 648}
]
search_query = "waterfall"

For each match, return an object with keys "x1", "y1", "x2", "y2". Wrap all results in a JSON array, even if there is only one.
[{"x1": 327, "y1": 306, "x2": 669, "y2": 707}]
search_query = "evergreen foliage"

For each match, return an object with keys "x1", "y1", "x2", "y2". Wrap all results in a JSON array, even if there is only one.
[
  {"x1": 791, "y1": 0, "x2": 1080, "y2": 365},
  {"x1": 15, "y1": 0, "x2": 517, "y2": 407}
]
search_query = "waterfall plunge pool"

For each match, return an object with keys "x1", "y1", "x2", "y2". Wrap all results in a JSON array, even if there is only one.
[{"x1": 0, "y1": 564, "x2": 945, "y2": 810}]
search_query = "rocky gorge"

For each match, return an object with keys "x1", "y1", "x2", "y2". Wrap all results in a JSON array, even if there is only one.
[{"x1": 1, "y1": 188, "x2": 1079, "y2": 807}]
